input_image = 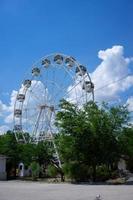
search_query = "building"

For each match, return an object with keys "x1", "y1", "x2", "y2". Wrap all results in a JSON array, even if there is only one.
[{"x1": 0, "y1": 155, "x2": 7, "y2": 180}]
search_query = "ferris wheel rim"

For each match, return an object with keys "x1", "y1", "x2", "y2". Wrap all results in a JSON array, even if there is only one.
[{"x1": 13, "y1": 53, "x2": 94, "y2": 142}]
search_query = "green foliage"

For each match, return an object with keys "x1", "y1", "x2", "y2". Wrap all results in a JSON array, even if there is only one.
[
  {"x1": 35, "y1": 141, "x2": 54, "y2": 165},
  {"x1": 47, "y1": 164, "x2": 58, "y2": 177},
  {"x1": 62, "y1": 162, "x2": 89, "y2": 182},
  {"x1": 0, "y1": 100, "x2": 132, "y2": 182},
  {"x1": 30, "y1": 161, "x2": 40, "y2": 180},
  {"x1": 55, "y1": 100, "x2": 130, "y2": 182},
  {"x1": 118, "y1": 126, "x2": 133, "y2": 171},
  {"x1": 119, "y1": 127, "x2": 133, "y2": 156},
  {"x1": 0, "y1": 131, "x2": 19, "y2": 177},
  {"x1": 0, "y1": 131, "x2": 18, "y2": 158},
  {"x1": 96, "y1": 165, "x2": 111, "y2": 181},
  {"x1": 0, "y1": 131, "x2": 54, "y2": 178},
  {"x1": 17, "y1": 143, "x2": 36, "y2": 166}
]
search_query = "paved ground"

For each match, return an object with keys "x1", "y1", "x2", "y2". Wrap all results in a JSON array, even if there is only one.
[{"x1": 0, "y1": 181, "x2": 133, "y2": 200}]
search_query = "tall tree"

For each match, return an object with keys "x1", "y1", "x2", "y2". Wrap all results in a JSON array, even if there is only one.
[
  {"x1": 0, "y1": 131, "x2": 19, "y2": 177},
  {"x1": 55, "y1": 100, "x2": 129, "y2": 181}
]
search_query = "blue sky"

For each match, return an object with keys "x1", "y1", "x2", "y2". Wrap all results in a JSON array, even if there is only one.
[{"x1": 0, "y1": 0, "x2": 133, "y2": 133}]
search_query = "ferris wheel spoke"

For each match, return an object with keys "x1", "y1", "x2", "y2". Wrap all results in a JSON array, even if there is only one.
[
  {"x1": 61, "y1": 63, "x2": 75, "y2": 79},
  {"x1": 66, "y1": 91, "x2": 89, "y2": 104},
  {"x1": 49, "y1": 74, "x2": 75, "y2": 105},
  {"x1": 63, "y1": 74, "x2": 90, "y2": 99},
  {"x1": 63, "y1": 80, "x2": 82, "y2": 99},
  {"x1": 40, "y1": 61, "x2": 75, "y2": 106},
  {"x1": 23, "y1": 112, "x2": 37, "y2": 121},
  {"x1": 29, "y1": 79, "x2": 48, "y2": 104},
  {"x1": 28, "y1": 89, "x2": 45, "y2": 105},
  {"x1": 51, "y1": 63, "x2": 56, "y2": 102},
  {"x1": 51, "y1": 80, "x2": 79, "y2": 105},
  {"x1": 22, "y1": 114, "x2": 38, "y2": 132},
  {"x1": 14, "y1": 53, "x2": 94, "y2": 145},
  {"x1": 39, "y1": 74, "x2": 54, "y2": 104},
  {"x1": 50, "y1": 71, "x2": 74, "y2": 104}
]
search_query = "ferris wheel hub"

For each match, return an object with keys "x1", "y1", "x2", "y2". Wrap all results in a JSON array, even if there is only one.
[
  {"x1": 13, "y1": 53, "x2": 94, "y2": 144},
  {"x1": 39, "y1": 104, "x2": 55, "y2": 111}
]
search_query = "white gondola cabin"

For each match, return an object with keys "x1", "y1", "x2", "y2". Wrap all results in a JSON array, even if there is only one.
[
  {"x1": 82, "y1": 81, "x2": 94, "y2": 93},
  {"x1": 54, "y1": 54, "x2": 63, "y2": 64},
  {"x1": 76, "y1": 65, "x2": 87, "y2": 76}
]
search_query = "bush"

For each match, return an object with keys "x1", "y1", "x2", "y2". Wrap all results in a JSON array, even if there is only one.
[
  {"x1": 47, "y1": 165, "x2": 58, "y2": 177},
  {"x1": 30, "y1": 161, "x2": 40, "y2": 180},
  {"x1": 62, "y1": 162, "x2": 89, "y2": 182},
  {"x1": 127, "y1": 158, "x2": 133, "y2": 172},
  {"x1": 96, "y1": 165, "x2": 110, "y2": 181}
]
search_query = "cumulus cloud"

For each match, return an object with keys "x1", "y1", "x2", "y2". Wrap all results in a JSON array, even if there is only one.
[
  {"x1": 2, "y1": 80, "x2": 53, "y2": 136},
  {"x1": 125, "y1": 97, "x2": 133, "y2": 124},
  {"x1": 91, "y1": 45, "x2": 133, "y2": 102},
  {"x1": 126, "y1": 96, "x2": 133, "y2": 112},
  {"x1": 0, "y1": 45, "x2": 133, "y2": 135},
  {"x1": 3, "y1": 81, "x2": 48, "y2": 124},
  {"x1": 0, "y1": 125, "x2": 10, "y2": 135},
  {"x1": 0, "y1": 100, "x2": 8, "y2": 117},
  {"x1": 0, "y1": 99, "x2": 12, "y2": 134},
  {"x1": 4, "y1": 90, "x2": 17, "y2": 123},
  {"x1": 66, "y1": 76, "x2": 91, "y2": 105}
]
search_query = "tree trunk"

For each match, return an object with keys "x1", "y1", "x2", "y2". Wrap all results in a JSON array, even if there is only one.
[{"x1": 60, "y1": 171, "x2": 65, "y2": 182}]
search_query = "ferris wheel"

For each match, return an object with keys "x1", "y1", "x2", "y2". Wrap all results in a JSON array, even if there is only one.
[{"x1": 13, "y1": 53, "x2": 94, "y2": 166}]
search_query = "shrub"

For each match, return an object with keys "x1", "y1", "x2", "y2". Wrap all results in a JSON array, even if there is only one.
[
  {"x1": 96, "y1": 165, "x2": 110, "y2": 181},
  {"x1": 47, "y1": 165, "x2": 58, "y2": 177},
  {"x1": 62, "y1": 162, "x2": 89, "y2": 182},
  {"x1": 30, "y1": 161, "x2": 40, "y2": 180}
]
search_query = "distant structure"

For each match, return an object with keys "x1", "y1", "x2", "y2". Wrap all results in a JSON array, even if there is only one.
[
  {"x1": 18, "y1": 162, "x2": 25, "y2": 177},
  {"x1": 13, "y1": 53, "x2": 94, "y2": 169},
  {"x1": 118, "y1": 158, "x2": 127, "y2": 172},
  {"x1": 0, "y1": 155, "x2": 7, "y2": 180}
]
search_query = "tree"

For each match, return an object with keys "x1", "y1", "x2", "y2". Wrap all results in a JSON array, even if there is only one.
[
  {"x1": 30, "y1": 161, "x2": 40, "y2": 180},
  {"x1": 35, "y1": 141, "x2": 54, "y2": 166},
  {"x1": 0, "y1": 131, "x2": 54, "y2": 178},
  {"x1": 0, "y1": 131, "x2": 19, "y2": 177},
  {"x1": 17, "y1": 143, "x2": 36, "y2": 167},
  {"x1": 119, "y1": 126, "x2": 133, "y2": 171},
  {"x1": 55, "y1": 100, "x2": 129, "y2": 181}
]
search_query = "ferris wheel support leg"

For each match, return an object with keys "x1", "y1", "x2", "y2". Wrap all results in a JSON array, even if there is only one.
[
  {"x1": 22, "y1": 132, "x2": 27, "y2": 143},
  {"x1": 52, "y1": 138, "x2": 62, "y2": 169},
  {"x1": 14, "y1": 131, "x2": 19, "y2": 142}
]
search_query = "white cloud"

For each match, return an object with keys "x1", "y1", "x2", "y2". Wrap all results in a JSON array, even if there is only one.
[
  {"x1": 126, "y1": 96, "x2": 133, "y2": 112},
  {"x1": 66, "y1": 76, "x2": 90, "y2": 105},
  {"x1": 126, "y1": 97, "x2": 133, "y2": 124},
  {"x1": 4, "y1": 90, "x2": 17, "y2": 123},
  {"x1": 0, "y1": 125, "x2": 10, "y2": 135},
  {"x1": 0, "y1": 100, "x2": 12, "y2": 134},
  {"x1": 4, "y1": 81, "x2": 48, "y2": 124},
  {"x1": 91, "y1": 45, "x2": 133, "y2": 102},
  {"x1": 0, "y1": 100, "x2": 8, "y2": 117},
  {"x1": 0, "y1": 45, "x2": 133, "y2": 135},
  {"x1": 2, "y1": 80, "x2": 52, "y2": 136}
]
